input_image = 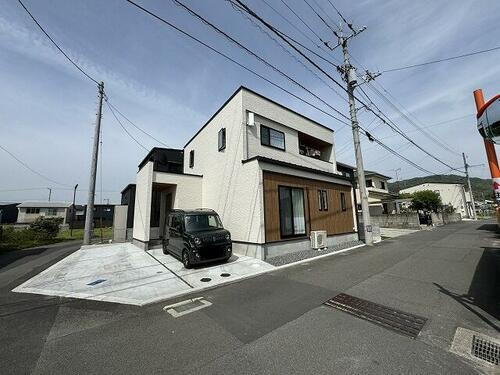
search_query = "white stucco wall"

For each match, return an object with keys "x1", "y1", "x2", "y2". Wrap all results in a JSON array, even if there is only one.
[
  {"x1": 401, "y1": 183, "x2": 470, "y2": 217},
  {"x1": 242, "y1": 89, "x2": 336, "y2": 173},
  {"x1": 183, "y1": 90, "x2": 264, "y2": 244},
  {"x1": 132, "y1": 161, "x2": 154, "y2": 242},
  {"x1": 153, "y1": 172, "x2": 202, "y2": 209},
  {"x1": 17, "y1": 208, "x2": 68, "y2": 224}
]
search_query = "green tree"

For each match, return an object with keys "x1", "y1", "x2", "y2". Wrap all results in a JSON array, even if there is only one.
[
  {"x1": 29, "y1": 217, "x2": 63, "y2": 240},
  {"x1": 410, "y1": 190, "x2": 442, "y2": 212}
]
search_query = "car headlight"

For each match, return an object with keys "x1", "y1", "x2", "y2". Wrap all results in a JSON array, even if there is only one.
[
  {"x1": 225, "y1": 233, "x2": 230, "y2": 240},
  {"x1": 193, "y1": 237, "x2": 201, "y2": 246}
]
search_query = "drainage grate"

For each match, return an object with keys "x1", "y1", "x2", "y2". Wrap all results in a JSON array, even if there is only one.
[
  {"x1": 200, "y1": 278, "x2": 211, "y2": 282},
  {"x1": 220, "y1": 273, "x2": 230, "y2": 277},
  {"x1": 164, "y1": 297, "x2": 212, "y2": 318},
  {"x1": 324, "y1": 293, "x2": 427, "y2": 338},
  {"x1": 472, "y1": 335, "x2": 499, "y2": 365}
]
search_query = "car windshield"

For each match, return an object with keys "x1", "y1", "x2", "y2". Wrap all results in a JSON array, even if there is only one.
[{"x1": 184, "y1": 214, "x2": 223, "y2": 232}]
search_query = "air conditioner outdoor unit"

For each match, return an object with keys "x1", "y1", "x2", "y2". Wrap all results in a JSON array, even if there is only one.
[{"x1": 310, "y1": 230, "x2": 327, "y2": 250}]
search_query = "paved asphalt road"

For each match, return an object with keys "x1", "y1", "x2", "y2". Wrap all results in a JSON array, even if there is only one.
[{"x1": 1, "y1": 221, "x2": 498, "y2": 374}]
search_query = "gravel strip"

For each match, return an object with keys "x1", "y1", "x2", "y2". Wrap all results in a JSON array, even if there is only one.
[{"x1": 265, "y1": 240, "x2": 364, "y2": 267}]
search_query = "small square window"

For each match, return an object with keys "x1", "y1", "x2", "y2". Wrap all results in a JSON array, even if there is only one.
[
  {"x1": 47, "y1": 208, "x2": 57, "y2": 216},
  {"x1": 218, "y1": 128, "x2": 226, "y2": 151},
  {"x1": 189, "y1": 150, "x2": 194, "y2": 168},
  {"x1": 366, "y1": 179, "x2": 373, "y2": 187}
]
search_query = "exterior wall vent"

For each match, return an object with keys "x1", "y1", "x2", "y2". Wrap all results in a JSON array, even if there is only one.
[{"x1": 247, "y1": 111, "x2": 255, "y2": 126}]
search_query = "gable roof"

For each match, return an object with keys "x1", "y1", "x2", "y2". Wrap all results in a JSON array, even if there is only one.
[
  {"x1": 184, "y1": 86, "x2": 335, "y2": 148},
  {"x1": 17, "y1": 201, "x2": 72, "y2": 208}
]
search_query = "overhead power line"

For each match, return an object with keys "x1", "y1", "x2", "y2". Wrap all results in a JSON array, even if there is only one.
[
  {"x1": 105, "y1": 98, "x2": 170, "y2": 148},
  {"x1": 104, "y1": 99, "x2": 149, "y2": 152},
  {"x1": 124, "y1": 0, "x2": 351, "y2": 127},
  {"x1": 17, "y1": 0, "x2": 100, "y2": 85},
  {"x1": 302, "y1": 0, "x2": 337, "y2": 36},
  {"x1": 278, "y1": 0, "x2": 328, "y2": 46},
  {"x1": 230, "y1": 0, "x2": 461, "y2": 174},
  {"x1": 381, "y1": 45, "x2": 500, "y2": 73},
  {"x1": 0, "y1": 144, "x2": 69, "y2": 187}
]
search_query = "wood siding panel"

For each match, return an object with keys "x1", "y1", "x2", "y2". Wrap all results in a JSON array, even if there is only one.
[{"x1": 263, "y1": 171, "x2": 354, "y2": 242}]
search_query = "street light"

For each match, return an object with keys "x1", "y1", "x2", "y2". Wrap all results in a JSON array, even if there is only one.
[{"x1": 70, "y1": 184, "x2": 78, "y2": 237}]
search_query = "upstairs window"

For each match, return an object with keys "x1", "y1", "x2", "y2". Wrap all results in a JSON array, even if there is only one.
[
  {"x1": 218, "y1": 128, "x2": 226, "y2": 151},
  {"x1": 261, "y1": 125, "x2": 285, "y2": 150},
  {"x1": 380, "y1": 181, "x2": 386, "y2": 190},
  {"x1": 189, "y1": 150, "x2": 194, "y2": 168},
  {"x1": 366, "y1": 179, "x2": 373, "y2": 187},
  {"x1": 318, "y1": 189, "x2": 328, "y2": 211},
  {"x1": 340, "y1": 192, "x2": 347, "y2": 212}
]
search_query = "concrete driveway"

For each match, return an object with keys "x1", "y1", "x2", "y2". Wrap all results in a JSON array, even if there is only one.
[{"x1": 12, "y1": 242, "x2": 274, "y2": 305}]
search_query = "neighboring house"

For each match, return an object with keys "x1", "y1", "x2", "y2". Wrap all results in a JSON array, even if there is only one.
[
  {"x1": 121, "y1": 184, "x2": 136, "y2": 232},
  {"x1": 16, "y1": 201, "x2": 72, "y2": 224},
  {"x1": 354, "y1": 170, "x2": 397, "y2": 215},
  {"x1": 132, "y1": 86, "x2": 358, "y2": 259},
  {"x1": 400, "y1": 182, "x2": 473, "y2": 218},
  {"x1": 0, "y1": 202, "x2": 19, "y2": 224},
  {"x1": 71, "y1": 204, "x2": 115, "y2": 228}
]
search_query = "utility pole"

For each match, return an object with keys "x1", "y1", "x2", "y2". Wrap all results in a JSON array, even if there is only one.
[
  {"x1": 336, "y1": 27, "x2": 373, "y2": 245},
  {"x1": 83, "y1": 82, "x2": 104, "y2": 245},
  {"x1": 47, "y1": 187, "x2": 52, "y2": 201},
  {"x1": 462, "y1": 153, "x2": 477, "y2": 220}
]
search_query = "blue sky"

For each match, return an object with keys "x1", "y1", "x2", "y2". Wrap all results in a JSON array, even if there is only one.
[{"x1": 1, "y1": 0, "x2": 499, "y2": 204}]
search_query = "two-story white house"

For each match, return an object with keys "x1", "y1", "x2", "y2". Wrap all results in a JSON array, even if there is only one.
[
  {"x1": 354, "y1": 171, "x2": 396, "y2": 215},
  {"x1": 131, "y1": 87, "x2": 358, "y2": 259}
]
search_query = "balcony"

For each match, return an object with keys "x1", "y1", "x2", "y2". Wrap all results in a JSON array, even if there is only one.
[{"x1": 298, "y1": 132, "x2": 332, "y2": 163}]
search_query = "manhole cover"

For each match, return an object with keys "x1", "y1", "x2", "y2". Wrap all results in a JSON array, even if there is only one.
[
  {"x1": 472, "y1": 335, "x2": 499, "y2": 365},
  {"x1": 324, "y1": 293, "x2": 427, "y2": 338},
  {"x1": 220, "y1": 273, "x2": 231, "y2": 277},
  {"x1": 200, "y1": 278, "x2": 211, "y2": 282}
]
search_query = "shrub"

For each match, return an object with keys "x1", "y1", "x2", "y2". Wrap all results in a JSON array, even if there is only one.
[
  {"x1": 410, "y1": 190, "x2": 442, "y2": 212},
  {"x1": 29, "y1": 217, "x2": 63, "y2": 240}
]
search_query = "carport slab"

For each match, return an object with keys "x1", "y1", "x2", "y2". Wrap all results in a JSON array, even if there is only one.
[{"x1": 13, "y1": 242, "x2": 274, "y2": 306}]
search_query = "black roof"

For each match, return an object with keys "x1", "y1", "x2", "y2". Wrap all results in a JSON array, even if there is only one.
[
  {"x1": 121, "y1": 184, "x2": 136, "y2": 195},
  {"x1": 169, "y1": 208, "x2": 217, "y2": 215},
  {"x1": 138, "y1": 147, "x2": 183, "y2": 170}
]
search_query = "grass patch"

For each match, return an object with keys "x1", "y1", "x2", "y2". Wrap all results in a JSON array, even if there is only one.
[{"x1": 0, "y1": 225, "x2": 113, "y2": 253}]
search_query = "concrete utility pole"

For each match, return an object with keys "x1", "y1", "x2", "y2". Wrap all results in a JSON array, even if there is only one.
[
  {"x1": 337, "y1": 30, "x2": 373, "y2": 245},
  {"x1": 83, "y1": 82, "x2": 104, "y2": 245},
  {"x1": 47, "y1": 187, "x2": 52, "y2": 202},
  {"x1": 462, "y1": 153, "x2": 477, "y2": 220}
]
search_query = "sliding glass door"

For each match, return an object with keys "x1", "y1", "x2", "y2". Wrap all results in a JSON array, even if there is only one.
[{"x1": 278, "y1": 186, "x2": 306, "y2": 238}]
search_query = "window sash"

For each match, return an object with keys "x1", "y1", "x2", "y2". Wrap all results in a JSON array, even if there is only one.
[
  {"x1": 218, "y1": 128, "x2": 226, "y2": 151},
  {"x1": 261, "y1": 125, "x2": 285, "y2": 150},
  {"x1": 279, "y1": 186, "x2": 306, "y2": 238},
  {"x1": 189, "y1": 150, "x2": 194, "y2": 168}
]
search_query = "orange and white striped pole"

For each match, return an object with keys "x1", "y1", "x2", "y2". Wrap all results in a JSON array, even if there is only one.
[{"x1": 473, "y1": 89, "x2": 500, "y2": 203}]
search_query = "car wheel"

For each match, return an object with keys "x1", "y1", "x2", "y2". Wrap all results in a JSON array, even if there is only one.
[
  {"x1": 182, "y1": 251, "x2": 192, "y2": 269},
  {"x1": 162, "y1": 240, "x2": 169, "y2": 254}
]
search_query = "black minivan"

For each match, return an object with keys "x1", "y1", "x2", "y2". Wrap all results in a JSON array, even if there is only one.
[{"x1": 162, "y1": 209, "x2": 232, "y2": 268}]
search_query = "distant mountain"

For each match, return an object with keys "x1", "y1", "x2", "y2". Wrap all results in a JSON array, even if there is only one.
[{"x1": 388, "y1": 174, "x2": 494, "y2": 201}]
